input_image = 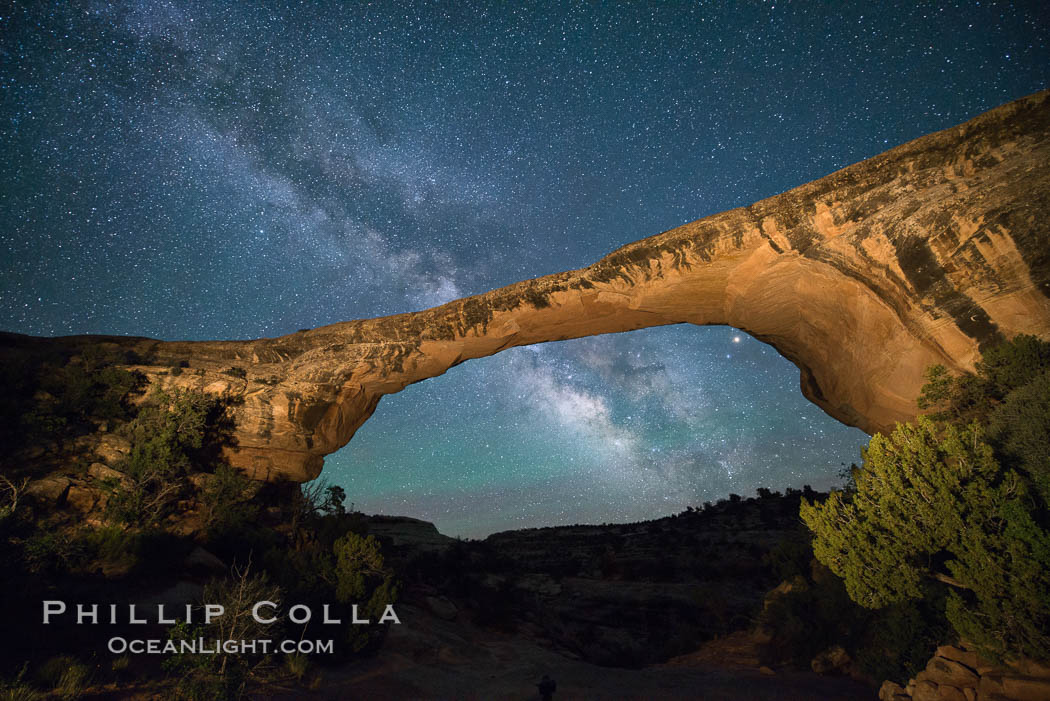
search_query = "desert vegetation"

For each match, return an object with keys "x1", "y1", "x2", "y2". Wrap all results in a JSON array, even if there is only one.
[
  {"x1": 801, "y1": 335, "x2": 1050, "y2": 668},
  {"x1": 3, "y1": 336, "x2": 1049, "y2": 698},
  {"x1": 0, "y1": 350, "x2": 399, "y2": 700}
]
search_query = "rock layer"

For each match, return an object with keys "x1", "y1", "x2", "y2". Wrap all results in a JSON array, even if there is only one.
[{"x1": 4, "y1": 90, "x2": 1050, "y2": 482}]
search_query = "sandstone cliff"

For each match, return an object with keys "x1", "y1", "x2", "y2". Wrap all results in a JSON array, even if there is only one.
[{"x1": 3, "y1": 90, "x2": 1049, "y2": 482}]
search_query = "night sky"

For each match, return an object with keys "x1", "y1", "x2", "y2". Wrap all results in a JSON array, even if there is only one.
[{"x1": 2, "y1": 2, "x2": 1048, "y2": 537}]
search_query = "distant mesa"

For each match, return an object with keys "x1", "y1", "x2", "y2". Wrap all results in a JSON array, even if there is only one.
[{"x1": 4, "y1": 90, "x2": 1049, "y2": 483}]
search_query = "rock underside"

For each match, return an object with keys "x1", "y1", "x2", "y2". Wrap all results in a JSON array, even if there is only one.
[{"x1": 3, "y1": 90, "x2": 1049, "y2": 482}]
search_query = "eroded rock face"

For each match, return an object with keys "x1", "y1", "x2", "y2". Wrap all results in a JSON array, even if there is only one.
[{"x1": 3, "y1": 91, "x2": 1049, "y2": 482}]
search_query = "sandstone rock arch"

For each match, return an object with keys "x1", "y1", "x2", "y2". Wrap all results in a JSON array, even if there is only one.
[{"x1": 5, "y1": 90, "x2": 1049, "y2": 482}]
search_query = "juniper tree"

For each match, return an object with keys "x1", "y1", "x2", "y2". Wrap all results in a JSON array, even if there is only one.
[{"x1": 801, "y1": 415, "x2": 1050, "y2": 662}]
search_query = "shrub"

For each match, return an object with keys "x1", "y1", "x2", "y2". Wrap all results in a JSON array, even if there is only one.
[
  {"x1": 333, "y1": 532, "x2": 399, "y2": 652},
  {"x1": 803, "y1": 335, "x2": 1050, "y2": 664},
  {"x1": 200, "y1": 465, "x2": 258, "y2": 539},
  {"x1": 334, "y1": 533, "x2": 386, "y2": 603},
  {"x1": 37, "y1": 656, "x2": 90, "y2": 700},
  {"x1": 1, "y1": 347, "x2": 142, "y2": 457},
  {"x1": 106, "y1": 387, "x2": 221, "y2": 526},
  {"x1": 759, "y1": 568, "x2": 859, "y2": 668},
  {"x1": 762, "y1": 528, "x2": 812, "y2": 582},
  {"x1": 164, "y1": 566, "x2": 282, "y2": 700},
  {"x1": 853, "y1": 597, "x2": 951, "y2": 683},
  {"x1": 986, "y1": 368, "x2": 1050, "y2": 506},
  {"x1": 23, "y1": 532, "x2": 87, "y2": 576},
  {"x1": 0, "y1": 663, "x2": 41, "y2": 701},
  {"x1": 284, "y1": 653, "x2": 309, "y2": 684},
  {"x1": 74, "y1": 524, "x2": 139, "y2": 571},
  {"x1": 918, "y1": 334, "x2": 1050, "y2": 424}
]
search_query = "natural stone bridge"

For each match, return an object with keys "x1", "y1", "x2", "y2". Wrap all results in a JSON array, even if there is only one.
[{"x1": 5, "y1": 90, "x2": 1049, "y2": 482}]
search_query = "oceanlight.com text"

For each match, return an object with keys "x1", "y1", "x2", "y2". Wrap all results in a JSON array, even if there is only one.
[{"x1": 107, "y1": 637, "x2": 335, "y2": 655}]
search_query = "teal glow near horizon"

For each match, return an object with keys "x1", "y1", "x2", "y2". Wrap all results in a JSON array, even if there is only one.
[{"x1": 325, "y1": 325, "x2": 868, "y2": 538}]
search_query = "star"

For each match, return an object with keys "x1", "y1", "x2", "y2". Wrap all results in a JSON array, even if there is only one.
[{"x1": 1, "y1": 0, "x2": 1046, "y2": 537}]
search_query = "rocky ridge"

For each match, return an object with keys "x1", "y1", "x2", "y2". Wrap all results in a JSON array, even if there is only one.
[{"x1": 3, "y1": 90, "x2": 1049, "y2": 482}]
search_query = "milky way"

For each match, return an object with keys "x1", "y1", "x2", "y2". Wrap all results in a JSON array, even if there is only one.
[{"x1": 2, "y1": 2, "x2": 1047, "y2": 536}]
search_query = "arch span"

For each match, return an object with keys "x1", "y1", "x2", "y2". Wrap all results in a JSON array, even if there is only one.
[{"x1": 6, "y1": 91, "x2": 1049, "y2": 482}]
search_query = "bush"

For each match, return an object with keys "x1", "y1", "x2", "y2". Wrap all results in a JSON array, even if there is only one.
[
  {"x1": 803, "y1": 335, "x2": 1050, "y2": 664},
  {"x1": 23, "y1": 531, "x2": 87, "y2": 576},
  {"x1": 200, "y1": 465, "x2": 258, "y2": 539},
  {"x1": 333, "y1": 532, "x2": 399, "y2": 652},
  {"x1": 0, "y1": 347, "x2": 142, "y2": 458},
  {"x1": 74, "y1": 524, "x2": 139, "y2": 571},
  {"x1": 37, "y1": 656, "x2": 90, "y2": 700},
  {"x1": 802, "y1": 418, "x2": 1050, "y2": 661},
  {"x1": 918, "y1": 334, "x2": 1050, "y2": 424},
  {"x1": 0, "y1": 664, "x2": 41, "y2": 701},
  {"x1": 284, "y1": 652, "x2": 310, "y2": 684},
  {"x1": 164, "y1": 566, "x2": 282, "y2": 700},
  {"x1": 762, "y1": 528, "x2": 812, "y2": 582},
  {"x1": 986, "y1": 368, "x2": 1050, "y2": 506},
  {"x1": 106, "y1": 387, "x2": 221, "y2": 526},
  {"x1": 853, "y1": 597, "x2": 951, "y2": 683}
]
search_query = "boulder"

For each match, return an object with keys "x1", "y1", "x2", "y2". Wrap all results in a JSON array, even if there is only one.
[
  {"x1": 1000, "y1": 674, "x2": 1050, "y2": 701},
  {"x1": 911, "y1": 679, "x2": 940, "y2": 701},
  {"x1": 935, "y1": 645, "x2": 980, "y2": 673},
  {"x1": 811, "y1": 645, "x2": 851, "y2": 675},
  {"x1": 187, "y1": 473, "x2": 209, "y2": 489},
  {"x1": 935, "y1": 685, "x2": 967, "y2": 701},
  {"x1": 73, "y1": 434, "x2": 98, "y2": 450},
  {"x1": 184, "y1": 546, "x2": 226, "y2": 573},
  {"x1": 1010, "y1": 659, "x2": 1050, "y2": 678},
  {"x1": 88, "y1": 462, "x2": 125, "y2": 483},
  {"x1": 979, "y1": 673, "x2": 1006, "y2": 699},
  {"x1": 25, "y1": 476, "x2": 70, "y2": 504},
  {"x1": 65, "y1": 484, "x2": 99, "y2": 513},
  {"x1": 763, "y1": 577, "x2": 807, "y2": 611},
  {"x1": 925, "y1": 656, "x2": 979, "y2": 688},
  {"x1": 95, "y1": 434, "x2": 131, "y2": 465},
  {"x1": 894, "y1": 643, "x2": 1050, "y2": 701},
  {"x1": 879, "y1": 680, "x2": 909, "y2": 700},
  {"x1": 425, "y1": 595, "x2": 458, "y2": 621},
  {"x1": 138, "y1": 580, "x2": 205, "y2": 610}
]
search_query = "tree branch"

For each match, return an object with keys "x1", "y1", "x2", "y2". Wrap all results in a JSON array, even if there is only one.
[{"x1": 932, "y1": 571, "x2": 970, "y2": 590}]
